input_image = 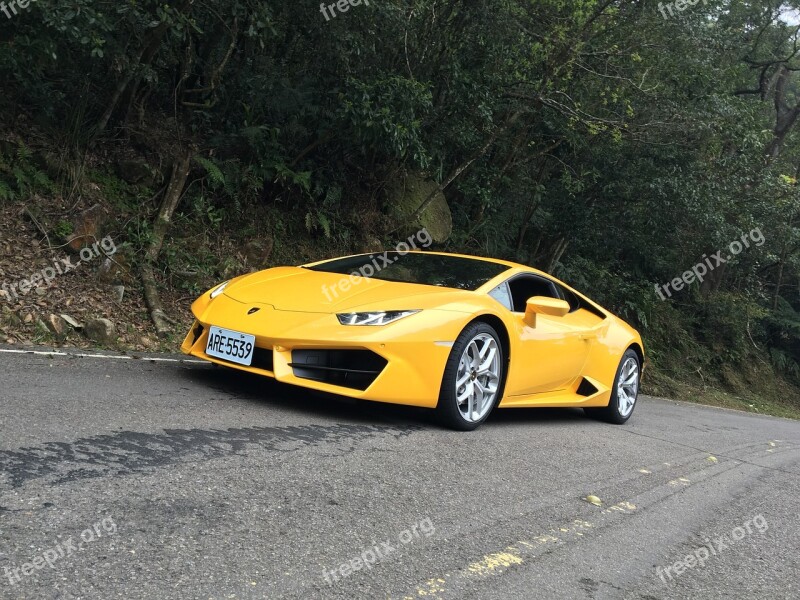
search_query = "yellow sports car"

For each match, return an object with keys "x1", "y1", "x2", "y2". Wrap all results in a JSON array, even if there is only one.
[{"x1": 182, "y1": 251, "x2": 644, "y2": 430}]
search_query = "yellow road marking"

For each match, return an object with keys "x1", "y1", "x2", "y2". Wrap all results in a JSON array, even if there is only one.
[{"x1": 401, "y1": 502, "x2": 635, "y2": 598}]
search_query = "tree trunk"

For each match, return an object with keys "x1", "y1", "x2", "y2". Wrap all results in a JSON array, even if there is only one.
[
  {"x1": 94, "y1": 0, "x2": 195, "y2": 134},
  {"x1": 140, "y1": 148, "x2": 194, "y2": 335},
  {"x1": 545, "y1": 238, "x2": 568, "y2": 273}
]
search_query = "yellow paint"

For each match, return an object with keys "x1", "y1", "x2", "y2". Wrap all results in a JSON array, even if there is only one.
[
  {"x1": 535, "y1": 534, "x2": 559, "y2": 543},
  {"x1": 603, "y1": 501, "x2": 637, "y2": 514},
  {"x1": 706, "y1": 456, "x2": 718, "y2": 463},
  {"x1": 181, "y1": 251, "x2": 644, "y2": 409},
  {"x1": 467, "y1": 551, "x2": 524, "y2": 576},
  {"x1": 412, "y1": 578, "x2": 446, "y2": 597},
  {"x1": 405, "y1": 503, "x2": 631, "y2": 598}
]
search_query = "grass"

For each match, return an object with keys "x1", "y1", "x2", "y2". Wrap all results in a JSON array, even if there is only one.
[{"x1": 645, "y1": 367, "x2": 800, "y2": 420}]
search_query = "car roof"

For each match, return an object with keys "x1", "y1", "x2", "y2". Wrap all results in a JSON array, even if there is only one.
[{"x1": 303, "y1": 249, "x2": 611, "y2": 318}]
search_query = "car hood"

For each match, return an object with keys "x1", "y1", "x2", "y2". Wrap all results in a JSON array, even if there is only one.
[{"x1": 222, "y1": 266, "x2": 474, "y2": 313}]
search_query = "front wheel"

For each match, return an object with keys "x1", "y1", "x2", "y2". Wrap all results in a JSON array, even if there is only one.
[
  {"x1": 584, "y1": 349, "x2": 641, "y2": 424},
  {"x1": 436, "y1": 322, "x2": 504, "y2": 431}
]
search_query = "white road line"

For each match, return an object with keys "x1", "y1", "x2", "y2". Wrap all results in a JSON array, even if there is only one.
[{"x1": 0, "y1": 348, "x2": 206, "y2": 364}]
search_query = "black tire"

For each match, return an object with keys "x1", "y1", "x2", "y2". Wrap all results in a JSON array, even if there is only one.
[
  {"x1": 584, "y1": 348, "x2": 641, "y2": 424},
  {"x1": 436, "y1": 322, "x2": 505, "y2": 431}
]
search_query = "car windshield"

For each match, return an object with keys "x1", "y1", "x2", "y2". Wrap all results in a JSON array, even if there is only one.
[{"x1": 307, "y1": 252, "x2": 509, "y2": 290}]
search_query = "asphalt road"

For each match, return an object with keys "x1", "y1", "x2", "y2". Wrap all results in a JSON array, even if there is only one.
[{"x1": 0, "y1": 347, "x2": 798, "y2": 600}]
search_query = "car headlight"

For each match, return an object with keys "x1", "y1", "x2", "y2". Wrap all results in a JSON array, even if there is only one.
[
  {"x1": 336, "y1": 310, "x2": 420, "y2": 326},
  {"x1": 209, "y1": 281, "x2": 230, "y2": 299}
]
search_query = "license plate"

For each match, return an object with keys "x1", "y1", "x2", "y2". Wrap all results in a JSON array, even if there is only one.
[{"x1": 205, "y1": 326, "x2": 256, "y2": 366}]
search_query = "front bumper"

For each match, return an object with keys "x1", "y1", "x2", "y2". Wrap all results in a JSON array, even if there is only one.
[{"x1": 181, "y1": 295, "x2": 461, "y2": 408}]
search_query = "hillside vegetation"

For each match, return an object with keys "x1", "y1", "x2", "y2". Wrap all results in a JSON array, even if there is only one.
[{"x1": 0, "y1": 1, "x2": 798, "y2": 414}]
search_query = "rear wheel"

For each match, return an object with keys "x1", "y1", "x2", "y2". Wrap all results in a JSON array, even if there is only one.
[
  {"x1": 584, "y1": 348, "x2": 640, "y2": 424},
  {"x1": 437, "y1": 322, "x2": 504, "y2": 431}
]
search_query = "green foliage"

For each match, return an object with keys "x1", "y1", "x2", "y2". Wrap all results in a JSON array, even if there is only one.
[
  {"x1": 1, "y1": 0, "x2": 800, "y2": 398},
  {"x1": 54, "y1": 220, "x2": 73, "y2": 239},
  {"x1": 339, "y1": 76, "x2": 433, "y2": 166},
  {"x1": 0, "y1": 143, "x2": 53, "y2": 201},
  {"x1": 305, "y1": 210, "x2": 331, "y2": 239},
  {"x1": 764, "y1": 298, "x2": 800, "y2": 381},
  {"x1": 194, "y1": 157, "x2": 226, "y2": 190},
  {"x1": 90, "y1": 170, "x2": 143, "y2": 212}
]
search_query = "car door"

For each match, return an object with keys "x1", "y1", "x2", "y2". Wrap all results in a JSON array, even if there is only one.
[{"x1": 492, "y1": 274, "x2": 599, "y2": 396}]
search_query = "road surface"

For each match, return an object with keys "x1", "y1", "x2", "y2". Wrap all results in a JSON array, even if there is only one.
[{"x1": 0, "y1": 347, "x2": 798, "y2": 599}]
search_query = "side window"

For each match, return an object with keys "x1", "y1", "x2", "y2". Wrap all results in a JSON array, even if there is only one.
[
  {"x1": 507, "y1": 276, "x2": 559, "y2": 312},
  {"x1": 488, "y1": 282, "x2": 513, "y2": 311},
  {"x1": 553, "y1": 283, "x2": 581, "y2": 313}
]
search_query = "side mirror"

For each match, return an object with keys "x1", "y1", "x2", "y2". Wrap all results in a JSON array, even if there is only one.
[{"x1": 524, "y1": 296, "x2": 570, "y2": 327}]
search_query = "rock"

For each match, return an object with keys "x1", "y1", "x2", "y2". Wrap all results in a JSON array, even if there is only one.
[
  {"x1": 140, "y1": 336, "x2": 154, "y2": 349},
  {"x1": 112, "y1": 285, "x2": 125, "y2": 302},
  {"x1": 45, "y1": 314, "x2": 67, "y2": 336},
  {"x1": 387, "y1": 172, "x2": 453, "y2": 243},
  {"x1": 66, "y1": 203, "x2": 107, "y2": 251},
  {"x1": 85, "y1": 318, "x2": 115, "y2": 344},
  {"x1": 59, "y1": 314, "x2": 82, "y2": 329}
]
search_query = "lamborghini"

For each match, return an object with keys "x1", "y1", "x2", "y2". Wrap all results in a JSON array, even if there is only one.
[{"x1": 182, "y1": 251, "x2": 644, "y2": 430}]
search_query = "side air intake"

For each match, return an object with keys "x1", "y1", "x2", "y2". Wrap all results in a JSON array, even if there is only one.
[{"x1": 576, "y1": 377, "x2": 599, "y2": 397}]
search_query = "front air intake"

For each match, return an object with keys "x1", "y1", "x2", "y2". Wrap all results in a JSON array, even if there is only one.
[{"x1": 289, "y1": 349, "x2": 388, "y2": 391}]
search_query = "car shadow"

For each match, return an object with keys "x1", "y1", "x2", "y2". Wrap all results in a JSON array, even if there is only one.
[
  {"x1": 486, "y1": 407, "x2": 588, "y2": 427},
  {"x1": 181, "y1": 364, "x2": 437, "y2": 428},
  {"x1": 181, "y1": 364, "x2": 592, "y2": 430}
]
